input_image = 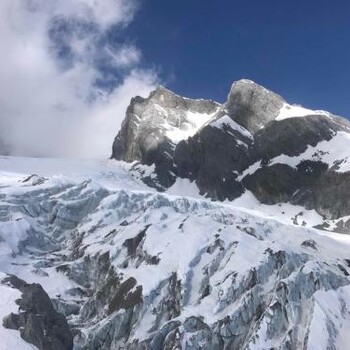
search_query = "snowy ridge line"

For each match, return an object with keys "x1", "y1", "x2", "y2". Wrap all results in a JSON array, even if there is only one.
[
  {"x1": 157, "y1": 85, "x2": 221, "y2": 106},
  {"x1": 276, "y1": 102, "x2": 332, "y2": 121}
]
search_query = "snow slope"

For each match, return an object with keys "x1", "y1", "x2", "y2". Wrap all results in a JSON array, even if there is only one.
[
  {"x1": 276, "y1": 103, "x2": 332, "y2": 121},
  {"x1": 210, "y1": 114, "x2": 253, "y2": 140},
  {"x1": 163, "y1": 109, "x2": 218, "y2": 143},
  {"x1": 0, "y1": 156, "x2": 150, "y2": 191}
]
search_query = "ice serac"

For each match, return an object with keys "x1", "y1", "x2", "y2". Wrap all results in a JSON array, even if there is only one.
[
  {"x1": 1, "y1": 163, "x2": 350, "y2": 350},
  {"x1": 225, "y1": 79, "x2": 285, "y2": 132},
  {"x1": 112, "y1": 86, "x2": 220, "y2": 188}
]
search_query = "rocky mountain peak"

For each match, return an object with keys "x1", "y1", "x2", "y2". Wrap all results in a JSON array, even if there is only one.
[
  {"x1": 147, "y1": 85, "x2": 180, "y2": 106},
  {"x1": 225, "y1": 79, "x2": 285, "y2": 132},
  {"x1": 112, "y1": 79, "x2": 350, "y2": 232},
  {"x1": 147, "y1": 85, "x2": 221, "y2": 114},
  {"x1": 112, "y1": 86, "x2": 220, "y2": 187}
]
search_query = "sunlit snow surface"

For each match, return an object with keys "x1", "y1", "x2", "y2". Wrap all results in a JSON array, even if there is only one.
[
  {"x1": 0, "y1": 156, "x2": 151, "y2": 191},
  {"x1": 163, "y1": 110, "x2": 218, "y2": 143},
  {"x1": 276, "y1": 103, "x2": 332, "y2": 121},
  {"x1": 0, "y1": 156, "x2": 350, "y2": 348},
  {"x1": 210, "y1": 114, "x2": 253, "y2": 140}
]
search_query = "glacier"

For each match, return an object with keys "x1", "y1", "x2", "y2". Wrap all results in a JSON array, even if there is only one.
[{"x1": 0, "y1": 156, "x2": 350, "y2": 349}]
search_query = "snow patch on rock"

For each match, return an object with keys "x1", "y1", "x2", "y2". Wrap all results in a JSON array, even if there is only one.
[
  {"x1": 164, "y1": 110, "x2": 218, "y2": 143},
  {"x1": 210, "y1": 114, "x2": 253, "y2": 140},
  {"x1": 270, "y1": 131, "x2": 350, "y2": 172},
  {"x1": 276, "y1": 103, "x2": 332, "y2": 121}
]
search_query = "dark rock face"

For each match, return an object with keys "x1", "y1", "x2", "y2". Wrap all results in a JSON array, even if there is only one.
[
  {"x1": 2, "y1": 275, "x2": 73, "y2": 350},
  {"x1": 112, "y1": 79, "x2": 350, "y2": 230},
  {"x1": 174, "y1": 112, "x2": 350, "y2": 202},
  {"x1": 294, "y1": 166, "x2": 350, "y2": 219},
  {"x1": 243, "y1": 164, "x2": 300, "y2": 204},
  {"x1": 242, "y1": 160, "x2": 350, "y2": 220},
  {"x1": 174, "y1": 118, "x2": 253, "y2": 200},
  {"x1": 254, "y1": 115, "x2": 342, "y2": 160}
]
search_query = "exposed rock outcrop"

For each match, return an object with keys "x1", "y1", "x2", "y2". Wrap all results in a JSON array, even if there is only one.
[
  {"x1": 2, "y1": 275, "x2": 73, "y2": 350},
  {"x1": 225, "y1": 79, "x2": 285, "y2": 132}
]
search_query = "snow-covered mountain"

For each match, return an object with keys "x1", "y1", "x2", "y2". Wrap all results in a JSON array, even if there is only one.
[
  {"x1": 1, "y1": 80, "x2": 350, "y2": 349},
  {"x1": 112, "y1": 79, "x2": 350, "y2": 234}
]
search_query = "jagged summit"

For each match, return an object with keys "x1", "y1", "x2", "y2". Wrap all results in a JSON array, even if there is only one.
[
  {"x1": 149, "y1": 85, "x2": 207, "y2": 103},
  {"x1": 147, "y1": 85, "x2": 182, "y2": 105},
  {"x1": 113, "y1": 79, "x2": 333, "y2": 164},
  {"x1": 225, "y1": 79, "x2": 285, "y2": 132},
  {"x1": 147, "y1": 84, "x2": 221, "y2": 113}
]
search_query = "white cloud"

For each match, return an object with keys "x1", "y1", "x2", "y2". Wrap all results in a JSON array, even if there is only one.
[
  {"x1": 24, "y1": 0, "x2": 137, "y2": 28},
  {"x1": 107, "y1": 46, "x2": 141, "y2": 68},
  {"x1": 0, "y1": 0, "x2": 158, "y2": 158}
]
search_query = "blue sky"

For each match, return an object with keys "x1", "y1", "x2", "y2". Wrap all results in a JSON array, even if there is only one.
[{"x1": 126, "y1": 0, "x2": 350, "y2": 115}]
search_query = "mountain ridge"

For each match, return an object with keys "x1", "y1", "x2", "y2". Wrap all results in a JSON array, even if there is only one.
[{"x1": 112, "y1": 79, "x2": 350, "y2": 233}]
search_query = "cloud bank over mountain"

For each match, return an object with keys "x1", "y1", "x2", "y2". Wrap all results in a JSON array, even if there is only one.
[{"x1": 0, "y1": 0, "x2": 158, "y2": 157}]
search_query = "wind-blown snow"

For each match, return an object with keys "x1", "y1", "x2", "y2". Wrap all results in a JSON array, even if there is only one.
[{"x1": 0, "y1": 156, "x2": 150, "y2": 191}]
